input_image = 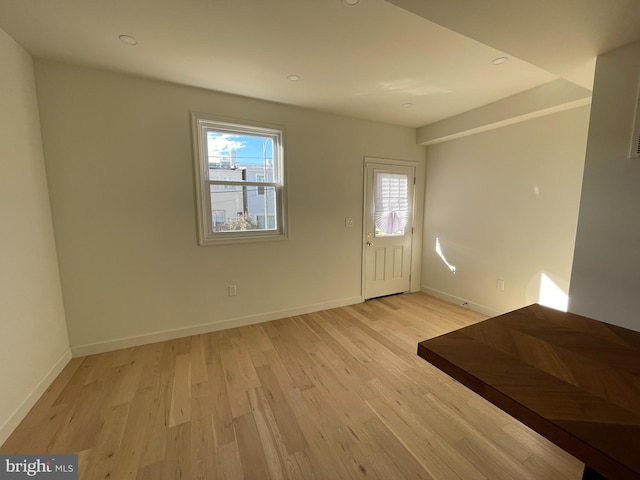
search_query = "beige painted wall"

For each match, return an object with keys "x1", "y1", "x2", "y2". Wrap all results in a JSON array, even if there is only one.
[
  {"x1": 569, "y1": 41, "x2": 640, "y2": 331},
  {"x1": 422, "y1": 105, "x2": 590, "y2": 315},
  {"x1": 34, "y1": 60, "x2": 426, "y2": 353},
  {"x1": 0, "y1": 30, "x2": 70, "y2": 444}
]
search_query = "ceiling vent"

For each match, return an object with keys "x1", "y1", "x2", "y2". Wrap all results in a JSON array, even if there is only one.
[{"x1": 630, "y1": 93, "x2": 640, "y2": 159}]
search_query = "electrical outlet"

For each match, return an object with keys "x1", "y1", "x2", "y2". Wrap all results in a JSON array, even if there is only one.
[
  {"x1": 497, "y1": 279, "x2": 505, "y2": 291},
  {"x1": 345, "y1": 217, "x2": 354, "y2": 227},
  {"x1": 228, "y1": 285, "x2": 237, "y2": 297}
]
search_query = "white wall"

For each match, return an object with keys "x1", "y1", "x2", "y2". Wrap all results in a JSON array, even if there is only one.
[
  {"x1": 34, "y1": 60, "x2": 426, "y2": 354},
  {"x1": 569, "y1": 41, "x2": 640, "y2": 331},
  {"x1": 0, "y1": 30, "x2": 70, "y2": 444},
  {"x1": 422, "y1": 105, "x2": 590, "y2": 315}
]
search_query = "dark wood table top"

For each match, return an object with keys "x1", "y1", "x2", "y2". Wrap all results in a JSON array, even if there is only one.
[{"x1": 417, "y1": 304, "x2": 640, "y2": 480}]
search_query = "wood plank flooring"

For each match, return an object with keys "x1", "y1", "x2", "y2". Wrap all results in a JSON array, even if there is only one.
[{"x1": 1, "y1": 293, "x2": 585, "y2": 479}]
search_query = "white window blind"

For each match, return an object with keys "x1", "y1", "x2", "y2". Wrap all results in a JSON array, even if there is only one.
[{"x1": 374, "y1": 172, "x2": 409, "y2": 236}]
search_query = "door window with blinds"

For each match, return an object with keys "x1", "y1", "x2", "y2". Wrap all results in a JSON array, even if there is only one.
[{"x1": 374, "y1": 172, "x2": 409, "y2": 237}]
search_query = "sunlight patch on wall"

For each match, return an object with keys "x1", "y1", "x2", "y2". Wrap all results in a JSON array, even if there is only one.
[
  {"x1": 435, "y1": 236, "x2": 456, "y2": 274},
  {"x1": 539, "y1": 272, "x2": 568, "y2": 311}
]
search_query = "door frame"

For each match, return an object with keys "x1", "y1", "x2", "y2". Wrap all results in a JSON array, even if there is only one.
[{"x1": 362, "y1": 156, "x2": 419, "y2": 300}]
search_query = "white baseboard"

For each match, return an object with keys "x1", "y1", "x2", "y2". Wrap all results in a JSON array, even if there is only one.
[
  {"x1": 71, "y1": 296, "x2": 364, "y2": 357},
  {"x1": 421, "y1": 286, "x2": 499, "y2": 317},
  {"x1": 0, "y1": 348, "x2": 72, "y2": 446}
]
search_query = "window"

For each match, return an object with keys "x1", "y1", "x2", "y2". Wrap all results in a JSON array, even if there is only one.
[
  {"x1": 192, "y1": 113, "x2": 287, "y2": 245},
  {"x1": 256, "y1": 174, "x2": 265, "y2": 195},
  {"x1": 212, "y1": 210, "x2": 226, "y2": 229},
  {"x1": 374, "y1": 172, "x2": 409, "y2": 237}
]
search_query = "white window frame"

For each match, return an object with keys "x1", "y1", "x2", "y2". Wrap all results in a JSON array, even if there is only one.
[{"x1": 191, "y1": 112, "x2": 288, "y2": 245}]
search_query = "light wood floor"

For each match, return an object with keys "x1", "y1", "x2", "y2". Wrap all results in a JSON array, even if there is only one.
[{"x1": 1, "y1": 293, "x2": 584, "y2": 479}]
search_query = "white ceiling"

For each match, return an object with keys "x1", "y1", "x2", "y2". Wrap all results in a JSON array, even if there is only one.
[{"x1": 1, "y1": 0, "x2": 639, "y2": 128}]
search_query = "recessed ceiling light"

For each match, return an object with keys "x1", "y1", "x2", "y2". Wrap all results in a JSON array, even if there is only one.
[
  {"x1": 402, "y1": 103, "x2": 414, "y2": 108},
  {"x1": 491, "y1": 56, "x2": 509, "y2": 65},
  {"x1": 118, "y1": 34, "x2": 138, "y2": 45},
  {"x1": 343, "y1": 0, "x2": 360, "y2": 5},
  {"x1": 287, "y1": 74, "x2": 301, "y2": 81}
]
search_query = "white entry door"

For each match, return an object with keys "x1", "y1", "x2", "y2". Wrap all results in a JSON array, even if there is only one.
[{"x1": 363, "y1": 159, "x2": 415, "y2": 299}]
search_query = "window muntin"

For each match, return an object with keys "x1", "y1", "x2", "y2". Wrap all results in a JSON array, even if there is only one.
[{"x1": 192, "y1": 113, "x2": 287, "y2": 245}]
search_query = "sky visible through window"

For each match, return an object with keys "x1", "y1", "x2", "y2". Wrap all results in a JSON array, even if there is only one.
[{"x1": 207, "y1": 132, "x2": 274, "y2": 167}]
